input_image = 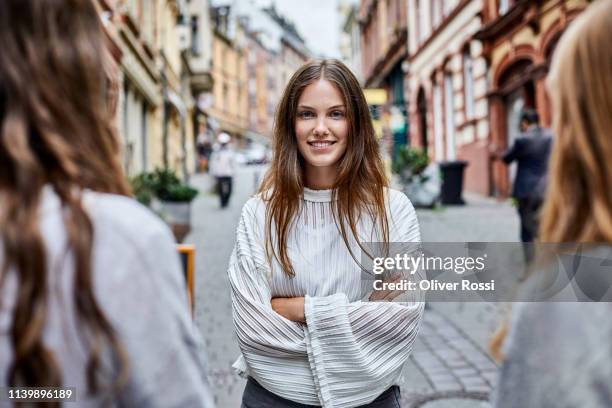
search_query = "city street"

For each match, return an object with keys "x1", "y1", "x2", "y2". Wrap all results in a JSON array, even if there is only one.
[
  {"x1": 186, "y1": 165, "x2": 519, "y2": 407},
  {"x1": 3, "y1": 1, "x2": 602, "y2": 408}
]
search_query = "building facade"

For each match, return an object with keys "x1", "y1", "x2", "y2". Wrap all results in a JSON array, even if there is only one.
[
  {"x1": 211, "y1": 3, "x2": 310, "y2": 146},
  {"x1": 476, "y1": 0, "x2": 590, "y2": 196},
  {"x1": 262, "y1": 5, "x2": 310, "y2": 91},
  {"x1": 359, "y1": 0, "x2": 409, "y2": 163},
  {"x1": 98, "y1": 0, "x2": 212, "y2": 179},
  {"x1": 406, "y1": 0, "x2": 490, "y2": 195},
  {"x1": 208, "y1": 6, "x2": 249, "y2": 141},
  {"x1": 185, "y1": 0, "x2": 214, "y2": 174},
  {"x1": 243, "y1": 26, "x2": 274, "y2": 139},
  {"x1": 339, "y1": 1, "x2": 363, "y2": 83}
]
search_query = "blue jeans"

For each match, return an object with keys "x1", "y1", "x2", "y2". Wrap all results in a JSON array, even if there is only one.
[{"x1": 241, "y1": 377, "x2": 401, "y2": 408}]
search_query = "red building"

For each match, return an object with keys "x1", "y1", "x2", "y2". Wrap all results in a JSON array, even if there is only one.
[{"x1": 476, "y1": 0, "x2": 591, "y2": 196}]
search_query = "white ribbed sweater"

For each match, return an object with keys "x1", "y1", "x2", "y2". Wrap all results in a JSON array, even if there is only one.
[{"x1": 229, "y1": 187, "x2": 424, "y2": 407}]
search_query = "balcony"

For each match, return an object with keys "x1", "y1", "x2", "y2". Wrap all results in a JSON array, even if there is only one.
[{"x1": 190, "y1": 72, "x2": 214, "y2": 94}]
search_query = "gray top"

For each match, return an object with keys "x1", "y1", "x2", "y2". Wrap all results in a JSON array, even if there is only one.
[
  {"x1": 0, "y1": 187, "x2": 214, "y2": 407},
  {"x1": 493, "y1": 247, "x2": 612, "y2": 408}
]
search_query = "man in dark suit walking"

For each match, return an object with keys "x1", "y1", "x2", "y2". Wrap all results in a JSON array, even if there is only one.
[{"x1": 493, "y1": 109, "x2": 553, "y2": 245}]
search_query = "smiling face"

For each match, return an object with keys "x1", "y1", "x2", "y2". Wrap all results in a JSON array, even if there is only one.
[{"x1": 295, "y1": 79, "x2": 349, "y2": 181}]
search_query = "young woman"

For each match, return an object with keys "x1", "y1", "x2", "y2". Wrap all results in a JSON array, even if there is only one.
[
  {"x1": 229, "y1": 59, "x2": 424, "y2": 407},
  {"x1": 493, "y1": 1, "x2": 612, "y2": 406},
  {"x1": 0, "y1": 1, "x2": 212, "y2": 406}
]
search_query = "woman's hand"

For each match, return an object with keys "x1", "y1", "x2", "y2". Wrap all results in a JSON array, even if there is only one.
[{"x1": 271, "y1": 297, "x2": 305, "y2": 323}]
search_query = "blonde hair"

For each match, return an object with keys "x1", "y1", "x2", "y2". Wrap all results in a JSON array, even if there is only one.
[
  {"x1": 490, "y1": 0, "x2": 612, "y2": 360},
  {"x1": 540, "y1": 0, "x2": 612, "y2": 243}
]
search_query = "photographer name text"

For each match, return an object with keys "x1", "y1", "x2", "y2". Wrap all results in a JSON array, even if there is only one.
[{"x1": 373, "y1": 279, "x2": 495, "y2": 292}]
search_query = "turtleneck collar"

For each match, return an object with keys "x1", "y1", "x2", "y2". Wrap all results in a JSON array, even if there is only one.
[{"x1": 302, "y1": 187, "x2": 337, "y2": 202}]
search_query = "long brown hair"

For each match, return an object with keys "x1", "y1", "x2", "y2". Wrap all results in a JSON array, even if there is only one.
[
  {"x1": 258, "y1": 59, "x2": 389, "y2": 277},
  {"x1": 0, "y1": 0, "x2": 130, "y2": 399},
  {"x1": 490, "y1": 0, "x2": 612, "y2": 360}
]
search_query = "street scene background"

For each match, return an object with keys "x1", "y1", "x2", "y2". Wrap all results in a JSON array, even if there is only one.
[{"x1": 99, "y1": 0, "x2": 594, "y2": 406}]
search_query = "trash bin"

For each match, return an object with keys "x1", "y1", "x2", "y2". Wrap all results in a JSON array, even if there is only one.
[{"x1": 439, "y1": 161, "x2": 468, "y2": 205}]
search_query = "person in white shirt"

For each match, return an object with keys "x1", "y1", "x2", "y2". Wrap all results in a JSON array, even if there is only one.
[
  {"x1": 229, "y1": 59, "x2": 424, "y2": 408},
  {"x1": 0, "y1": 1, "x2": 213, "y2": 406},
  {"x1": 210, "y1": 132, "x2": 236, "y2": 208}
]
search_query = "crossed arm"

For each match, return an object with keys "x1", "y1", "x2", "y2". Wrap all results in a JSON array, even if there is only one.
[
  {"x1": 271, "y1": 276, "x2": 406, "y2": 323},
  {"x1": 232, "y1": 194, "x2": 424, "y2": 407}
]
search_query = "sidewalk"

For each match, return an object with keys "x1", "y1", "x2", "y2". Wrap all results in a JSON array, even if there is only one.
[{"x1": 399, "y1": 192, "x2": 519, "y2": 407}]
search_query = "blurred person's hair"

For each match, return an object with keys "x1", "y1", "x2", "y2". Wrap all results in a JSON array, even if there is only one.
[
  {"x1": 258, "y1": 59, "x2": 389, "y2": 276},
  {"x1": 519, "y1": 108, "x2": 539, "y2": 126},
  {"x1": 490, "y1": 0, "x2": 612, "y2": 361},
  {"x1": 539, "y1": 0, "x2": 612, "y2": 243},
  {"x1": 0, "y1": 0, "x2": 129, "y2": 400}
]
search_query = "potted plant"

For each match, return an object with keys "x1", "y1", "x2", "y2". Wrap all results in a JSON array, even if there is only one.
[
  {"x1": 393, "y1": 146, "x2": 439, "y2": 208},
  {"x1": 131, "y1": 168, "x2": 199, "y2": 242},
  {"x1": 130, "y1": 172, "x2": 157, "y2": 207}
]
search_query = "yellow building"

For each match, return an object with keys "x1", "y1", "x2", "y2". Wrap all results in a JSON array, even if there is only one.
[
  {"x1": 207, "y1": 6, "x2": 248, "y2": 141},
  {"x1": 98, "y1": 0, "x2": 211, "y2": 178},
  {"x1": 210, "y1": 30, "x2": 249, "y2": 138}
]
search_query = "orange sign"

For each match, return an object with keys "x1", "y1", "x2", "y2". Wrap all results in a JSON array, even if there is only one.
[{"x1": 177, "y1": 244, "x2": 195, "y2": 315}]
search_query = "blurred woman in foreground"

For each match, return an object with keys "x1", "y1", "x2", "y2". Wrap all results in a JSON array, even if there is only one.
[
  {"x1": 0, "y1": 1, "x2": 213, "y2": 406},
  {"x1": 494, "y1": 0, "x2": 612, "y2": 406}
]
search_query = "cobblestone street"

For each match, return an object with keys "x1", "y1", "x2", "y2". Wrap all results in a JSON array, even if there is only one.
[{"x1": 186, "y1": 166, "x2": 519, "y2": 407}]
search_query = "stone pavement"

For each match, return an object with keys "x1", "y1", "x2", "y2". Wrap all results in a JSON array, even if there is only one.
[
  {"x1": 186, "y1": 166, "x2": 263, "y2": 407},
  {"x1": 399, "y1": 309, "x2": 499, "y2": 408},
  {"x1": 401, "y1": 192, "x2": 519, "y2": 407},
  {"x1": 187, "y1": 167, "x2": 519, "y2": 407}
]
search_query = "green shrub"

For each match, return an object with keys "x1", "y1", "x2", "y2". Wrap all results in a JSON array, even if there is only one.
[
  {"x1": 159, "y1": 183, "x2": 199, "y2": 202},
  {"x1": 392, "y1": 146, "x2": 429, "y2": 183},
  {"x1": 130, "y1": 172, "x2": 157, "y2": 206},
  {"x1": 130, "y1": 168, "x2": 199, "y2": 205}
]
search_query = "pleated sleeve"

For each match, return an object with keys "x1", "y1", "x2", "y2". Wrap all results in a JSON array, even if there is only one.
[
  {"x1": 228, "y1": 198, "x2": 315, "y2": 400},
  {"x1": 303, "y1": 192, "x2": 425, "y2": 407}
]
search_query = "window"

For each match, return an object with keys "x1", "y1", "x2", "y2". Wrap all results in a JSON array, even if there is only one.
[
  {"x1": 191, "y1": 16, "x2": 199, "y2": 55},
  {"x1": 221, "y1": 47, "x2": 227, "y2": 72},
  {"x1": 223, "y1": 84, "x2": 229, "y2": 113},
  {"x1": 463, "y1": 48, "x2": 474, "y2": 119},
  {"x1": 238, "y1": 84, "x2": 242, "y2": 116},
  {"x1": 444, "y1": 72, "x2": 456, "y2": 160}
]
